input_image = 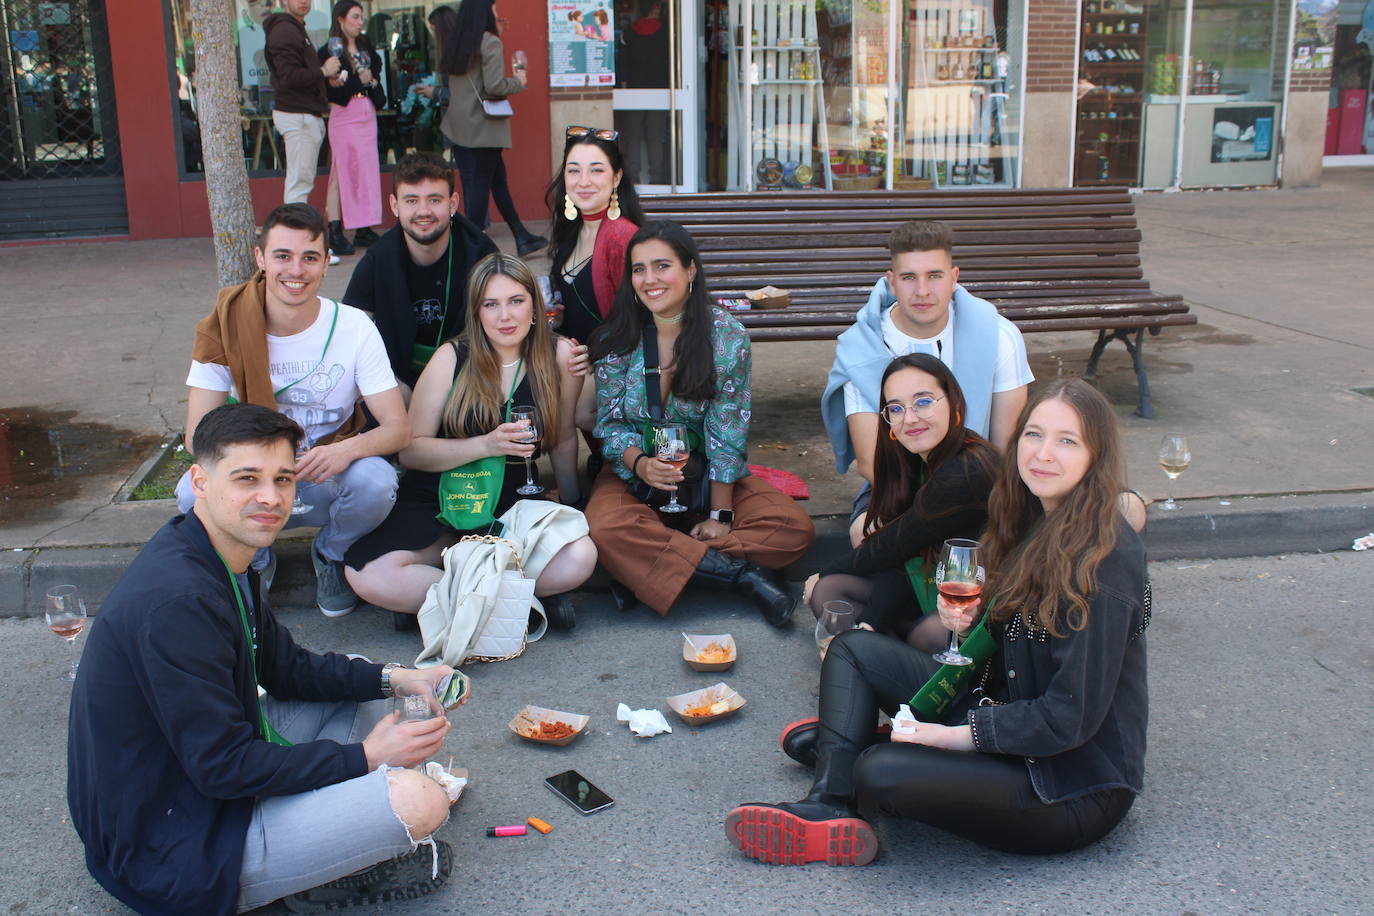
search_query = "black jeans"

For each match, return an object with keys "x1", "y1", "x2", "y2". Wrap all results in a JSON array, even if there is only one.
[
  {"x1": 817, "y1": 628, "x2": 1135, "y2": 854},
  {"x1": 450, "y1": 144, "x2": 528, "y2": 237}
]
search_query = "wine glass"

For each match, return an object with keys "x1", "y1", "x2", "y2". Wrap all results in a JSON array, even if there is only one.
[
  {"x1": 932, "y1": 539, "x2": 983, "y2": 667},
  {"x1": 291, "y1": 438, "x2": 315, "y2": 515},
  {"x1": 46, "y1": 584, "x2": 88, "y2": 680},
  {"x1": 654, "y1": 423, "x2": 690, "y2": 514},
  {"x1": 1158, "y1": 434, "x2": 1190, "y2": 511},
  {"x1": 511, "y1": 405, "x2": 545, "y2": 496},
  {"x1": 535, "y1": 276, "x2": 563, "y2": 330},
  {"x1": 512, "y1": 49, "x2": 528, "y2": 72},
  {"x1": 815, "y1": 599, "x2": 857, "y2": 659},
  {"x1": 392, "y1": 679, "x2": 444, "y2": 768}
]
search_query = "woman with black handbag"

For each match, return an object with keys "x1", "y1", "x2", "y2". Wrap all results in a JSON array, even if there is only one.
[{"x1": 583, "y1": 221, "x2": 815, "y2": 623}]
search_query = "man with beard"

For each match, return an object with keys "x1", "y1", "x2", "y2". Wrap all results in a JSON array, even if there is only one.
[{"x1": 343, "y1": 151, "x2": 498, "y2": 400}]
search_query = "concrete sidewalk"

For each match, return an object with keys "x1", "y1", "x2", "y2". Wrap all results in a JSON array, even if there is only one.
[{"x1": 3, "y1": 171, "x2": 1373, "y2": 613}]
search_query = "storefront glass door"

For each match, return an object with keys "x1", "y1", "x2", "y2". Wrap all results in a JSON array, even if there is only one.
[{"x1": 614, "y1": 0, "x2": 701, "y2": 192}]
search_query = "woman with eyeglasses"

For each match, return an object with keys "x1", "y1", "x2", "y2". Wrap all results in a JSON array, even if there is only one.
[
  {"x1": 804, "y1": 354, "x2": 998, "y2": 652},
  {"x1": 728, "y1": 378, "x2": 1150, "y2": 866},
  {"x1": 584, "y1": 221, "x2": 815, "y2": 624},
  {"x1": 435, "y1": 0, "x2": 547, "y2": 257}
]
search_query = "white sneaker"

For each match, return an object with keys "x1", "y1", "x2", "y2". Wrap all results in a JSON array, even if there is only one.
[{"x1": 329, "y1": 253, "x2": 341, "y2": 266}]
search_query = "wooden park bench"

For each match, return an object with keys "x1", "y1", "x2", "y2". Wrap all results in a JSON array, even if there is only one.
[{"x1": 639, "y1": 187, "x2": 1194, "y2": 418}]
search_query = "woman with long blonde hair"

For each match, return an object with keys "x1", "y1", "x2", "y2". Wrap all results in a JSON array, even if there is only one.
[
  {"x1": 345, "y1": 253, "x2": 594, "y2": 629},
  {"x1": 727, "y1": 378, "x2": 1150, "y2": 864}
]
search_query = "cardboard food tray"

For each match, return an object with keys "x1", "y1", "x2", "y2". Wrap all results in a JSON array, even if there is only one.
[
  {"x1": 666, "y1": 682, "x2": 746, "y2": 724},
  {"x1": 507, "y1": 705, "x2": 590, "y2": 746},
  {"x1": 682, "y1": 633, "x2": 737, "y2": 672},
  {"x1": 747, "y1": 285, "x2": 791, "y2": 310}
]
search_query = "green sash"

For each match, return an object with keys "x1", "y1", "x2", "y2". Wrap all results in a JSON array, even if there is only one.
[
  {"x1": 908, "y1": 609, "x2": 998, "y2": 722},
  {"x1": 217, "y1": 552, "x2": 292, "y2": 747},
  {"x1": 435, "y1": 358, "x2": 521, "y2": 531},
  {"x1": 410, "y1": 239, "x2": 456, "y2": 378},
  {"x1": 225, "y1": 300, "x2": 339, "y2": 408},
  {"x1": 902, "y1": 555, "x2": 938, "y2": 617}
]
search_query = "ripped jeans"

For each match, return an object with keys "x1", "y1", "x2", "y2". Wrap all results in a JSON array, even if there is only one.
[{"x1": 235, "y1": 695, "x2": 440, "y2": 911}]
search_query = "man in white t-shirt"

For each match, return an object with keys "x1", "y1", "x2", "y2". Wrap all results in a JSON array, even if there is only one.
[
  {"x1": 179, "y1": 204, "x2": 411, "y2": 616},
  {"x1": 821, "y1": 220, "x2": 1033, "y2": 536}
]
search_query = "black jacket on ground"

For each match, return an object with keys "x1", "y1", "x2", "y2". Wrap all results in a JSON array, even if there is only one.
[
  {"x1": 343, "y1": 215, "x2": 497, "y2": 388},
  {"x1": 969, "y1": 521, "x2": 1150, "y2": 804},
  {"x1": 265, "y1": 12, "x2": 327, "y2": 116},
  {"x1": 67, "y1": 511, "x2": 383, "y2": 915}
]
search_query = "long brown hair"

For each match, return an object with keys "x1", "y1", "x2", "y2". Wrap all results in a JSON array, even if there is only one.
[
  {"x1": 866, "y1": 354, "x2": 997, "y2": 553},
  {"x1": 982, "y1": 379, "x2": 1125, "y2": 637},
  {"x1": 443, "y1": 254, "x2": 565, "y2": 449}
]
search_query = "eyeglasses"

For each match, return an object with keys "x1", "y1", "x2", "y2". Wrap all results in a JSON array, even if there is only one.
[
  {"x1": 566, "y1": 125, "x2": 620, "y2": 142},
  {"x1": 881, "y1": 395, "x2": 945, "y2": 424}
]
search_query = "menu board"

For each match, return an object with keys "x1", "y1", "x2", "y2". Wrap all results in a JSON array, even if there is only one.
[{"x1": 548, "y1": 0, "x2": 615, "y2": 87}]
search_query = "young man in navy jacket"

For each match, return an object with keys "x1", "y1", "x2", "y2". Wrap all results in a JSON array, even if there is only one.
[{"x1": 68, "y1": 404, "x2": 457, "y2": 914}]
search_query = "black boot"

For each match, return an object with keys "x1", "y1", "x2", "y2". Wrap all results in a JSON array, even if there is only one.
[
  {"x1": 328, "y1": 220, "x2": 355, "y2": 256},
  {"x1": 689, "y1": 548, "x2": 794, "y2": 627},
  {"x1": 352, "y1": 226, "x2": 380, "y2": 247},
  {"x1": 515, "y1": 230, "x2": 548, "y2": 257},
  {"x1": 543, "y1": 593, "x2": 576, "y2": 630},
  {"x1": 609, "y1": 579, "x2": 640, "y2": 613},
  {"x1": 391, "y1": 610, "x2": 418, "y2": 632}
]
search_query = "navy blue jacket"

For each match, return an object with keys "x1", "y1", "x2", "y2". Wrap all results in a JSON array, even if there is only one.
[
  {"x1": 969, "y1": 522, "x2": 1149, "y2": 803},
  {"x1": 67, "y1": 512, "x2": 383, "y2": 915}
]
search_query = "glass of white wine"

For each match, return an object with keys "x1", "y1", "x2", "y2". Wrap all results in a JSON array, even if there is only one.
[
  {"x1": 1158, "y1": 433, "x2": 1190, "y2": 511},
  {"x1": 46, "y1": 584, "x2": 88, "y2": 680}
]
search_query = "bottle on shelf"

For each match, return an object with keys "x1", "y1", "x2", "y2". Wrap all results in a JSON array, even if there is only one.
[
  {"x1": 936, "y1": 58, "x2": 949, "y2": 80},
  {"x1": 1097, "y1": 155, "x2": 1110, "y2": 180},
  {"x1": 953, "y1": 54, "x2": 966, "y2": 80}
]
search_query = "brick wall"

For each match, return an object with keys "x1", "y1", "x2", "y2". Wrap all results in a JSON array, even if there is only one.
[{"x1": 1025, "y1": 0, "x2": 1080, "y2": 93}]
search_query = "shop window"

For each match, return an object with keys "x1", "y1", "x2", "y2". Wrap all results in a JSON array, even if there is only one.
[
  {"x1": 168, "y1": 0, "x2": 446, "y2": 176},
  {"x1": 1317, "y1": 0, "x2": 1372, "y2": 157}
]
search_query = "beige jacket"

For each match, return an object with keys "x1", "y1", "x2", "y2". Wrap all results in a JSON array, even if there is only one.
[{"x1": 440, "y1": 32, "x2": 525, "y2": 149}]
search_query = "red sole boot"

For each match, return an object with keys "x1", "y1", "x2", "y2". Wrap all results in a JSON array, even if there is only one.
[{"x1": 725, "y1": 804, "x2": 877, "y2": 866}]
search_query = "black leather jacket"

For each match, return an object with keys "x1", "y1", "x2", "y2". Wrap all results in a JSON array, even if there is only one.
[{"x1": 968, "y1": 521, "x2": 1149, "y2": 804}]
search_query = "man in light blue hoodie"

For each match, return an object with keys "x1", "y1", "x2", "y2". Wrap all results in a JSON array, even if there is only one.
[{"x1": 821, "y1": 221, "x2": 1032, "y2": 534}]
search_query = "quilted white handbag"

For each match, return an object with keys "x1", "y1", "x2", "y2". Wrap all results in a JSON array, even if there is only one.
[{"x1": 468, "y1": 566, "x2": 544, "y2": 661}]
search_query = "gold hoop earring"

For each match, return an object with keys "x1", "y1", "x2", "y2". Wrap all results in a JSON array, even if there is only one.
[
  {"x1": 563, "y1": 195, "x2": 578, "y2": 221},
  {"x1": 888, "y1": 427, "x2": 898, "y2": 440},
  {"x1": 607, "y1": 188, "x2": 621, "y2": 221}
]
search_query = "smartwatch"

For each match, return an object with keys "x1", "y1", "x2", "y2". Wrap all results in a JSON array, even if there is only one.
[
  {"x1": 709, "y1": 508, "x2": 734, "y2": 524},
  {"x1": 380, "y1": 662, "x2": 403, "y2": 698}
]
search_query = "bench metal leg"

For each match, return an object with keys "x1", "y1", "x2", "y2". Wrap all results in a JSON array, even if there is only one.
[{"x1": 1083, "y1": 328, "x2": 1154, "y2": 419}]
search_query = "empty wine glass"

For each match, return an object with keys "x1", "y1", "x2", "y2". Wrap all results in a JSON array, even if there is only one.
[
  {"x1": 815, "y1": 599, "x2": 857, "y2": 659},
  {"x1": 291, "y1": 438, "x2": 315, "y2": 515},
  {"x1": 1158, "y1": 434, "x2": 1190, "y2": 511},
  {"x1": 511, "y1": 405, "x2": 545, "y2": 496},
  {"x1": 654, "y1": 423, "x2": 690, "y2": 514},
  {"x1": 933, "y1": 539, "x2": 983, "y2": 667},
  {"x1": 46, "y1": 584, "x2": 88, "y2": 680}
]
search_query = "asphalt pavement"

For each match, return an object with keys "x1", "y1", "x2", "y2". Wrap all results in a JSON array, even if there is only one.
[{"x1": 2, "y1": 551, "x2": 1370, "y2": 914}]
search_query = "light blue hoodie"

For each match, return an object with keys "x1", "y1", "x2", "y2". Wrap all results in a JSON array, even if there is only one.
[{"x1": 821, "y1": 277, "x2": 1001, "y2": 473}]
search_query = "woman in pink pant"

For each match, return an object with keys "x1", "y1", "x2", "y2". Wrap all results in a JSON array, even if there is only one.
[{"x1": 318, "y1": 0, "x2": 384, "y2": 257}]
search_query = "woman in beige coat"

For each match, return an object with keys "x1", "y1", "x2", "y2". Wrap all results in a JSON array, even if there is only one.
[{"x1": 438, "y1": 0, "x2": 547, "y2": 256}]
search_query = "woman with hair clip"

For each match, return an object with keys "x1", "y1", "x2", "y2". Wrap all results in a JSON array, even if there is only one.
[
  {"x1": 804, "y1": 353, "x2": 998, "y2": 652},
  {"x1": 318, "y1": 0, "x2": 385, "y2": 256},
  {"x1": 344, "y1": 253, "x2": 595, "y2": 630},
  {"x1": 727, "y1": 378, "x2": 1150, "y2": 865},
  {"x1": 545, "y1": 125, "x2": 645, "y2": 430},
  {"x1": 583, "y1": 221, "x2": 815, "y2": 624}
]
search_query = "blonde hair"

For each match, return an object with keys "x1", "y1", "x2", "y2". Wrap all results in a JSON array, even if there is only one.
[{"x1": 442, "y1": 253, "x2": 565, "y2": 449}]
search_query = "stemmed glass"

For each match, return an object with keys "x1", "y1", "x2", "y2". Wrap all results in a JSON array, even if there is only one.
[
  {"x1": 1158, "y1": 434, "x2": 1190, "y2": 511},
  {"x1": 815, "y1": 599, "x2": 857, "y2": 659},
  {"x1": 392, "y1": 680, "x2": 445, "y2": 769},
  {"x1": 46, "y1": 585, "x2": 88, "y2": 680},
  {"x1": 536, "y1": 276, "x2": 563, "y2": 330},
  {"x1": 654, "y1": 423, "x2": 690, "y2": 514},
  {"x1": 511, "y1": 405, "x2": 545, "y2": 496},
  {"x1": 932, "y1": 539, "x2": 984, "y2": 667},
  {"x1": 291, "y1": 438, "x2": 315, "y2": 515}
]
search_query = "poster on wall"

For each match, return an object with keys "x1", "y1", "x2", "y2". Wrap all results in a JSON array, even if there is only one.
[
  {"x1": 548, "y1": 0, "x2": 615, "y2": 87},
  {"x1": 236, "y1": 0, "x2": 330, "y2": 92},
  {"x1": 1212, "y1": 107, "x2": 1275, "y2": 162}
]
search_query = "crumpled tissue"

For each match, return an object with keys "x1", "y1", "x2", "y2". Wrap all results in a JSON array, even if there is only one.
[
  {"x1": 617, "y1": 702, "x2": 673, "y2": 738},
  {"x1": 892, "y1": 703, "x2": 919, "y2": 737},
  {"x1": 424, "y1": 762, "x2": 469, "y2": 804},
  {"x1": 1352, "y1": 533, "x2": 1374, "y2": 551}
]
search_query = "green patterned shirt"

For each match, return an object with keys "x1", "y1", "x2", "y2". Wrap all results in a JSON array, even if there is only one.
[{"x1": 593, "y1": 307, "x2": 752, "y2": 484}]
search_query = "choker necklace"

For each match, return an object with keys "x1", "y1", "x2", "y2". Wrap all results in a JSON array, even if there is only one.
[
  {"x1": 580, "y1": 207, "x2": 608, "y2": 222},
  {"x1": 652, "y1": 311, "x2": 685, "y2": 324},
  {"x1": 501, "y1": 359, "x2": 521, "y2": 368}
]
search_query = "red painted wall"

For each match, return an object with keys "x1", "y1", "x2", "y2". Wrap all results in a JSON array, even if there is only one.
[{"x1": 109, "y1": 3, "x2": 552, "y2": 240}]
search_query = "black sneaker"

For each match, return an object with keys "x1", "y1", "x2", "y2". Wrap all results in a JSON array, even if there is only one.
[
  {"x1": 516, "y1": 233, "x2": 548, "y2": 257},
  {"x1": 312, "y1": 533, "x2": 358, "y2": 618},
  {"x1": 282, "y1": 840, "x2": 452, "y2": 913},
  {"x1": 352, "y1": 226, "x2": 380, "y2": 247}
]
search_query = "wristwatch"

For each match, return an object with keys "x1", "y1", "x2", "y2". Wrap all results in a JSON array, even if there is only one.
[
  {"x1": 379, "y1": 662, "x2": 403, "y2": 698},
  {"x1": 709, "y1": 508, "x2": 735, "y2": 524}
]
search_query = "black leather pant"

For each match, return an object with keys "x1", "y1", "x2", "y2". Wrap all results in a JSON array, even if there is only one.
[{"x1": 816, "y1": 628, "x2": 1135, "y2": 854}]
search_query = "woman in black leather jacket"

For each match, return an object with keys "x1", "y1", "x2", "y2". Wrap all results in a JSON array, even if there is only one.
[{"x1": 726, "y1": 378, "x2": 1150, "y2": 865}]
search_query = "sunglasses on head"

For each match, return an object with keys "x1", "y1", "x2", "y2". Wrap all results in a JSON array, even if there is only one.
[{"x1": 566, "y1": 125, "x2": 620, "y2": 142}]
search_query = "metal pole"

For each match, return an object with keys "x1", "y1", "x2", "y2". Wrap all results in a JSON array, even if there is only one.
[
  {"x1": 1276, "y1": 0, "x2": 1297, "y2": 184},
  {"x1": 1171, "y1": 0, "x2": 1195, "y2": 189},
  {"x1": 743, "y1": 0, "x2": 753, "y2": 190},
  {"x1": 670, "y1": 0, "x2": 679, "y2": 191}
]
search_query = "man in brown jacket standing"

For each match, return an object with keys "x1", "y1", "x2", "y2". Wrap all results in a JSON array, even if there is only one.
[{"x1": 265, "y1": 0, "x2": 341, "y2": 205}]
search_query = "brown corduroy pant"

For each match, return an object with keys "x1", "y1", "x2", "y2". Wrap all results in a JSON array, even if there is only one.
[{"x1": 584, "y1": 470, "x2": 816, "y2": 615}]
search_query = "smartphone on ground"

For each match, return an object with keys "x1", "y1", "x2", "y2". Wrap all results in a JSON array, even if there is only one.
[{"x1": 544, "y1": 769, "x2": 614, "y2": 815}]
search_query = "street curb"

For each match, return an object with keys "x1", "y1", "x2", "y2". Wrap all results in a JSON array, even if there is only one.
[{"x1": 2, "y1": 491, "x2": 1370, "y2": 617}]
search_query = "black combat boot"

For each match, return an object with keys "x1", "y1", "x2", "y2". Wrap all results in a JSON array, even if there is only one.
[
  {"x1": 688, "y1": 548, "x2": 793, "y2": 627},
  {"x1": 328, "y1": 219, "x2": 355, "y2": 256}
]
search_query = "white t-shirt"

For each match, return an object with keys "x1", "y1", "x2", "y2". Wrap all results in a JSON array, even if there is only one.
[
  {"x1": 186, "y1": 299, "x2": 397, "y2": 444},
  {"x1": 842, "y1": 306, "x2": 1034, "y2": 415}
]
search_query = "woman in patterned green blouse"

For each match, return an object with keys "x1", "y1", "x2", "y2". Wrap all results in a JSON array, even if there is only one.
[{"x1": 583, "y1": 221, "x2": 815, "y2": 623}]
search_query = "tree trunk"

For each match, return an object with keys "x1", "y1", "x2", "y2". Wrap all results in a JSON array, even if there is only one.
[{"x1": 190, "y1": 0, "x2": 256, "y2": 288}]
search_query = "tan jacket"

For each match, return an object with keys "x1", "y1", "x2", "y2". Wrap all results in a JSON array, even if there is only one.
[{"x1": 440, "y1": 32, "x2": 525, "y2": 149}]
